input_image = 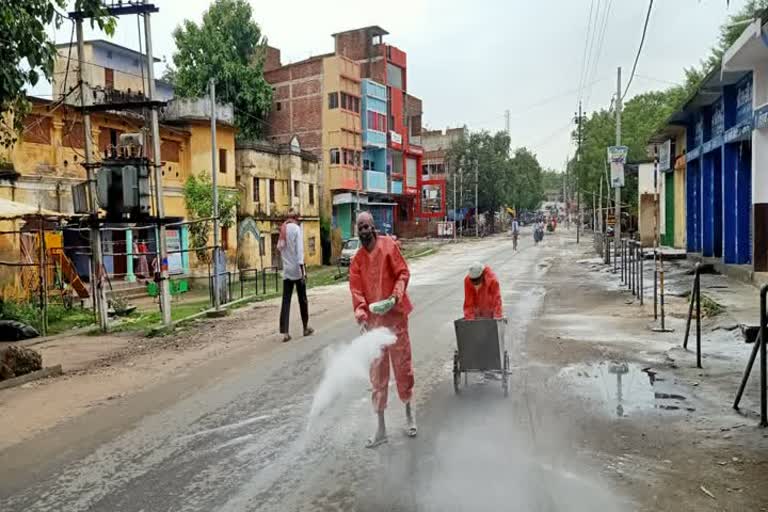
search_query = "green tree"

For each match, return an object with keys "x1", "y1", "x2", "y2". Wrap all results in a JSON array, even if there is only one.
[
  {"x1": 169, "y1": 0, "x2": 272, "y2": 140},
  {"x1": 183, "y1": 172, "x2": 239, "y2": 264},
  {"x1": 0, "y1": 1, "x2": 114, "y2": 147},
  {"x1": 572, "y1": 87, "x2": 685, "y2": 212},
  {"x1": 509, "y1": 147, "x2": 543, "y2": 211},
  {"x1": 685, "y1": 0, "x2": 768, "y2": 89},
  {"x1": 445, "y1": 130, "x2": 544, "y2": 214}
]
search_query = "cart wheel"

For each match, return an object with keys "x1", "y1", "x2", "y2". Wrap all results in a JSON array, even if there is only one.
[
  {"x1": 502, "y1": 350, "x2": 510, "y2": 397},
  {"x1": 453, "y1": 350, "x2": 461, "y2": 394}
]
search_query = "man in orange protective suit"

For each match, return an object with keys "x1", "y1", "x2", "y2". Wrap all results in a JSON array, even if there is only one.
[
  {"x1": 463, "y1": 262, "x2": 503, "y2": 320},
  {"x1": 349, "y1": 211, "x2": 416, "y2": 448}
]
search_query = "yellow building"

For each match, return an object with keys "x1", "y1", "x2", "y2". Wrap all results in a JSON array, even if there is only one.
[
  {"x1": 0, "y1": 95, "x2": 236, "y2": 296},
  {"x1": 236, "y1": 139, "x2": 322, "y2": 271}
]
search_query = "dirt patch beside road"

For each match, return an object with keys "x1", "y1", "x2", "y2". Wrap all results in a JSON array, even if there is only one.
[{"x1": 0, "y1": 283, "x2": 352, "y2": 452}]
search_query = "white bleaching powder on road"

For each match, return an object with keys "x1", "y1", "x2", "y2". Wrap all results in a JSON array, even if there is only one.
[{"x1": 308, "y1": 328, "x2": 396, "y2": 425}]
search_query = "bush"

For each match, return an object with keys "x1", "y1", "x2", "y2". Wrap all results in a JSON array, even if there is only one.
[{"x1": 0, "y1": 300, "x2": 41, "y2": 327}]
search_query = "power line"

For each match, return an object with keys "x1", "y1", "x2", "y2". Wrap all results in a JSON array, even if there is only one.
[
  {"x1": 585, "y1": 0, "x2": 613, "y2": 108},
  {"x1": 635, "y1": 73, "x2": 682, "y2": 87},
  {"x1": 622, "y1": 0, "x2": 655, "y2": 101},
  {"x1": 577, "y1": 0, "x2": 597, "y2": 105},
  {"x1": 582, "y1": 0, "x2": 603, "y2": 105}
]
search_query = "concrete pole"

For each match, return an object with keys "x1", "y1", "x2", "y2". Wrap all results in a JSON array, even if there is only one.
[
  {"x1": 576, "y1": 100, "x2": 582, "y2": 244},
  {"x1": 474, "y1": 159, "x2": 479, "y2": 238},
  {"x1": 460, "y1": 166, "x2": 464, "y2": 238},
  {"x1": 452, "y1": 162, "x2": 457, "y2": 242},
  {"x1": 76, "y1": 19, "x2": 108, "y2": 331},
  {"x1": 210, "y1": 78, "x2": 221, "y2": 311},
  {"x1": 144, "y1": 11, "x2": 172, "y2": 326},
  {"x1": 615, "y1": 67, "x2": 622, "y2": 247}
]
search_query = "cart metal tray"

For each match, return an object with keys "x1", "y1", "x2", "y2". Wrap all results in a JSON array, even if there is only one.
[{"x1": 453, "y1": 318, "x2": 509, "y2": 396}]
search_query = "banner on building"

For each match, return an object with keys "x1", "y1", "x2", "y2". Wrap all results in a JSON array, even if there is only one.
[
  {"x1": 607, "y1": 145, "x2": 628, "y2": 188},
  {"x1": 658, "y1": 140, "x2": 671, "y2": 172},
  {"x1": 390, "y1": 131, "x2": 402, "y2": 144}
]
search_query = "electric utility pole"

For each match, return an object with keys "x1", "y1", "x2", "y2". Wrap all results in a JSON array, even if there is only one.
[
  {"x1": 210, "y1": 79, "x2": 221, "y2": 311},
  {"x1": 615, "y1": 67, "x2": 622, "y2": 247},
  {"x1": 76, "y1": 19, "x2": 108, "y2": 331},
  {"x1": 452, "y1": 162, "x2": 457, "y2": 242},
  {"x1": 474, "y1": 159, "x2": 479, "y2": 238},
  {"x1": 505, "y1": 109, "x2": 511, "y2": 139},
  {"x1": 144, "y1": 10, "x2": 172, "y2": 326},
  {"x1": 575, "y1": 100, "x2": 583, "y2": 244}
]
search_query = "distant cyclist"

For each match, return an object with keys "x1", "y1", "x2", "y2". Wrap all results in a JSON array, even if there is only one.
[{"x1": 510, "y1": 216, "x2": 520, "y2": 251}]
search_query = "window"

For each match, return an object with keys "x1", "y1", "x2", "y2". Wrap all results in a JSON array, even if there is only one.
[
  {"x1": 308, "y1": 237, "x2": 316, "y2": 256},
  {"x1": 161, "y1": 139, "x2": 180, "y2": 162},
  {"x1": 276, "y1": 101, "x2": 282, "y2": 111},
  {"x1": 363, "y1": 158, "x2": 373, "y2": 171},
  {"x1": 219, "y1": 148, "x2": 227, "y2": 173},
  {"x1": 253, "y1": 177, "x2": 260, "y2": 202},
  {"x1": 386, "y1": 63, "x2": 403, "y2": 89},
  {"x1": 328, "y1": 92, "x2": 338, "y2": 109},
  {"x1": 221, "y1": 227, "x2": 229, "y2": 250},
  {"x1": 62, "y1": 122, "x2": 85, "y2": 149},
  {"x1": 366, "y1": 111, "x2": 386, "y2": 132},
  {"x1": 340, "y1": 92, "x2": 360, "y2": 113},
  {"x1": 330, "y1": 148, "x2": 341, "y2": 165},
  {"x1": 293, "y1": 180, "x2": 300, "y2": 198},
  {"x1": 269, "y1": 179, "x2": 276, "y2": 202},
  {"x1": 309, "y1": 184, "x2": 315, "y2": 205},
  {"x1": 104, "y1": 68, "x2": 114, "y2": 89},
  {"x1": 22, "y1": 115, "x2": 52, "y2": 144}
]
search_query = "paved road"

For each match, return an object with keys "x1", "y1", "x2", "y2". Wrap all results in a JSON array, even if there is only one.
[{"x1": 0, "y1": 230, "x2": 627, "y2": 511}]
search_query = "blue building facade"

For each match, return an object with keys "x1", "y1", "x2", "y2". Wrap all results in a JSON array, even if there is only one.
[
  {"x1": 679, "y1": 69, "x2": 753, "y2": 265},
  {"x1": 361, "y1": 79, "x2": 395, "y2": 233}
]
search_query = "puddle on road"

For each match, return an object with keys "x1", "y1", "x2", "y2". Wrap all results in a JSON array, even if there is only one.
[{"x1": 554, "y1": 362, "x2": 695, "y2": 417}]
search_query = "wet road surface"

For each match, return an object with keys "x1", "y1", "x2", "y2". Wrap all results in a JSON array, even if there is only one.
[{"x1": 0, "y1": 231, "x2": 628, "y2": 511}]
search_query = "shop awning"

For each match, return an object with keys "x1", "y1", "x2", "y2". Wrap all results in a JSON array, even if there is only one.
[{"x1": 0, "y1": 198, "x2": 71, "y2": 220}]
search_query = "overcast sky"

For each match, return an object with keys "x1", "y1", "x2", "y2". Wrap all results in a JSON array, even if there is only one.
[{"x1": 46, "y1": 0, "x2": 747, "y2": 170}]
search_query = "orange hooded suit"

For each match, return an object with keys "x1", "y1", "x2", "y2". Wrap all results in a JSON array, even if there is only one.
[{"x1": 349, "y1": 235, "x2": 414, "y2": 412}]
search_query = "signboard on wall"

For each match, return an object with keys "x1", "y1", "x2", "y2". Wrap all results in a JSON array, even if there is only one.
[
  {"x1": 390, "y1": 131, "x2": 402, "y2": 144},
  {"x1": 437, "y1": 221, "x2": 454, "y2": 237},
  {"x1": 166, "y1": 229, "x2": 183, "y2": 274},
  {"x1": 658, "y1": 140, "x2": 671, "y2": 172},
  {"x1": 607, "y1": 146, "x2": 628, "y2": 188}
]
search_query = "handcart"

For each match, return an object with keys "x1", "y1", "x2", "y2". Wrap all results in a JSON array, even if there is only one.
[{"x1": 452, "y1": 317, "x2": 510, "y2": 396}]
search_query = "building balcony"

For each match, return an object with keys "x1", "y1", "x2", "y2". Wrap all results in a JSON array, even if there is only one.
[
  {"x1": 363, "y1": 129, "x2": 387, "y2": 148},
  {"x1": 162, "y1": 97, "x2": 235, "y2": 125},
  {"x1": 363, "y1": 170, "x2": 388, "y2": 193},
  {"x1": 328, "y1": 165, "x2": 362, "y2": 191}
]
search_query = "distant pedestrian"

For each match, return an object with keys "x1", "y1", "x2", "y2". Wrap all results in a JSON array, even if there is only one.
[
  {"x1": 510, "y1": 217, "x2": 519, "y2": 250},
  {"x1": 278, "y1": 208, "x2": 313, "y2": 342}
]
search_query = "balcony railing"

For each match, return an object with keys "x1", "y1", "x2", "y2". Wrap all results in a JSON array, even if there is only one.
[
  {"x1": 328, "y1": 166, "x2": 362, "y2": 191},
  {"x1": 363, "y1": 129, "x2": 387, "y2": 148},
  {"x1": 363, "y1": 170, "x2": 388, "y2": 193}
]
